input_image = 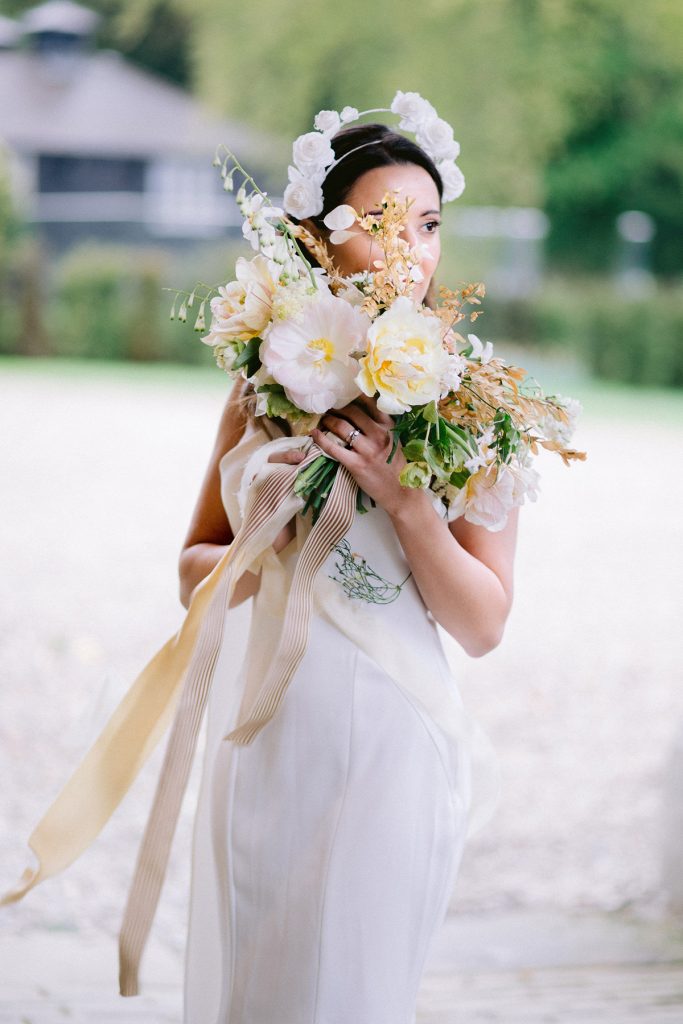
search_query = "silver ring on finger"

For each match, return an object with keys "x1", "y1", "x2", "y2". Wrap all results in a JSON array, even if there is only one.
[{"x1": 345, "y1": 427, "x2": 362, "y2": 450}]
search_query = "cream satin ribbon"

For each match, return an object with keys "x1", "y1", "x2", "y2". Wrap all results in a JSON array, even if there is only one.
[{"x1": 0, "y1": 438, "x2": 358, "y2": 999}]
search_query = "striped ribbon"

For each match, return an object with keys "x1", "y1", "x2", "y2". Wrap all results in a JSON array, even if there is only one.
[{"x1": 118, "y1": 444, "x2": 356, "y2": 996}]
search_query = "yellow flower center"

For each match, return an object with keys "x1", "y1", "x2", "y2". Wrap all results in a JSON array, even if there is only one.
[
  {"x1": 406, "y1": 335, "x2": 427, "y2": 353},
  {"x1": 309, "y1": 336, "x2": 334, "y2": 361}
]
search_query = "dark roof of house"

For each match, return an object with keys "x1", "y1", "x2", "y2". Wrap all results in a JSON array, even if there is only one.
[{"x1": 0, "y1": 48, "x2": 284, "y2": 167}]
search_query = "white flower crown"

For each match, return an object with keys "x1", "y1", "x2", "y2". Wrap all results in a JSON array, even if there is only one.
[{"x1": 283, "y1": 90, "x2": 466, "y2": 221}]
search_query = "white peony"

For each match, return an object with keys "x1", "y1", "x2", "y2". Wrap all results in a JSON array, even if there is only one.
[
  {"x1": 355, "y1": 295, "x2": 452, "y2": 414},
  {"x1": 292, "y1": 131, "x2": 335, "y2": 173},
  {"x1": 445, "y1": 463, "x2": 516, "y2": 531},
  {"x1": 437, "y1": 160, "x2": 466, "y2": 201},
  {"x1": 416, "y1": 117, "x2": 460, "y2": 162},
  {"x1": 390, "y1": 90, "x2": 437, "y2": 132},
  {"x1": 259, "y1": 293, "x2": 370, "y2": 414},
  {"x1": 283, "y1": 165, "x2": 324, "y2": 219}
]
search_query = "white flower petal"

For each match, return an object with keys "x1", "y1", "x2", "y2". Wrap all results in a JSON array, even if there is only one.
[
  {"x1": 329, "y1": 228, "x2": 357, "y2": 245},
  {"x1": 323, "y1": 204, "x2": 357, "y2": 230}
]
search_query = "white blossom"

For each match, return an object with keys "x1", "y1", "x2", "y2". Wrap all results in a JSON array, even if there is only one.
[
  {"x1": 340, "y1": 106, "x2": 359, "y2": 124},
  {"x1": 283, "y1": 165, "x2": 324, "y2": 219},
  {"x1": 416, "y1": 117, "x2": 460, "y2": 162},
  {"x1": 313, "y1": 110, "x2": 341, "y2": 135},
  {"x1": 467, "y1": 333, "x2": 494, "y2": 363},
  {"x1": 292, "y1": 131, "x2": 335, "y2": 173},
  {"x1": 323, "y1": 204, "x2": 357, "y2": 230},
  {"x1": 437, "y1": 160, "x2": 466, "y2": 201},
  {"x1": 539, "y1": 394, "x2": 583, "y2": 445},
  {"x1": 390, "y1": 90, "x2": 437, "y2": 132}
]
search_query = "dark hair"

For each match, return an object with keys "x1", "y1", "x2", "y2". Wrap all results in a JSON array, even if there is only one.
[{"x1": 290, "y1": 122, "x2": 443, "y2": 307}]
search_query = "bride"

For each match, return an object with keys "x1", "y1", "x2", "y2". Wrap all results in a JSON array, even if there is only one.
[{"x1": 178, "y1": 117, "x2": 519, "y2": 1023}]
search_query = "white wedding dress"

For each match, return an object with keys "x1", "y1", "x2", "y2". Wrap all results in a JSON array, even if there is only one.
[{"x1": 182, "y1": 416, "x2": 500, "y2": 1024}]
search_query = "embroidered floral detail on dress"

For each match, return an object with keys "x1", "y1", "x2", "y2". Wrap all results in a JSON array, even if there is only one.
[{"x1": 328, "y1": 538, "x2": 412, "y2": 604}]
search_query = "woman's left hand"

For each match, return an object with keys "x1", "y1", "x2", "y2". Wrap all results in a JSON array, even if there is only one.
[{"x1": 310, "y1": 395, "x2": 410, "y2": 516}]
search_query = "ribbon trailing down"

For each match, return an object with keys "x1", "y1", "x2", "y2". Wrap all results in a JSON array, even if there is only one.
[
  {"x1": 118, "y1": 451, "x2": 357, "y2": 996},
  {"x1": 0, "y1": 438, "x2": 357, "y2": 1000}
]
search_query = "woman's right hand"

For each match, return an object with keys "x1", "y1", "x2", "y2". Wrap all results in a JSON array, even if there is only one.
[{"x1": 266, "y1": 447, "x2": 306, "y2": 553}]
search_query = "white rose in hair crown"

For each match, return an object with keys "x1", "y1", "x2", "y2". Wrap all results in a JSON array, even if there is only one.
[{"x1": 170, "y1": 89, "x2": 586, "y2": 529}]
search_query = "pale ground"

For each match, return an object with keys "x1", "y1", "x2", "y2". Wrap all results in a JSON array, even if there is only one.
[{"x1": 0, "y1": 354, "x2": 682, "y2": 992}]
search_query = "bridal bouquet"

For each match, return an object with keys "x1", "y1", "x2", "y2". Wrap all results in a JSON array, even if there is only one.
[{"x1": 170, "y1": 148, "x2": 586, "y2": 531}]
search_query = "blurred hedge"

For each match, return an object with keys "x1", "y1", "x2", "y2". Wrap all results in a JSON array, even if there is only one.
[
  {"x1": 0, "y1": 241, "x2": 230, "y2": 366},
  {"x1": 475, "y1": 277, "x2": 683, "y2": 388},
  {"x1": 51, "y1": 243, "x2": 207, "y2": 364}
]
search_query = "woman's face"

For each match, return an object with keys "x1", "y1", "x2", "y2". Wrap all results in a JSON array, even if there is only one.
[{"x1": 306, "y1": 163, "x2": 442, "y2": 306}]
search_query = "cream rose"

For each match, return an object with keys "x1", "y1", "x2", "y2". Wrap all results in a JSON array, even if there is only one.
[
  {"x1": 292, "y1": 131, "x2": 335, "y2": 172},
  {"x1": 390, "y1": 90, "x2": 437, "y2": 132},
  {"x1": 313, "y1": 110, "x2": 341, "y2": 135},
  {"x1": 283, "y1": 165, "x2": 324, "y2": 219},
  {"x1": 416, "y1": 117, "x2": 460, "y2": 162},
  {"x1": 208, "y1": 255, "x2": 276, "y2": 340},
  {"x1": 355, "y1": 296, "x2": 451, "y2": 414},
  {"x1": 437, "y1": 160, "x2": 466, "y2": 201},
  {"x1": 340, "y1": 105, "x2": 359, "y2": 124}
]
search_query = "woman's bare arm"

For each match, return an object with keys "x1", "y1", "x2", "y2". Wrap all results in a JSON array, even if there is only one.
[
  {"x1": 178, "y1": 379, "x2": 254, "y2": 609},
  {"x1": 387, "y1": 492, "x2": 519, "y2": 657},
  {"x1": 178, "y1": 381, "x2": 303, "y2": 610}
]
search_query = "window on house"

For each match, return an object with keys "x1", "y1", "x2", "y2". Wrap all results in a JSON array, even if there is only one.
[{"x1": 38, "y1": 155, "x2": 145, "y2": 193}]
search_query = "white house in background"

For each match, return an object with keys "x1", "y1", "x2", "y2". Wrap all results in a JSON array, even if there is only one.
[{"x1": 0, "y1": 0, "x2": 283, "y2": 252}]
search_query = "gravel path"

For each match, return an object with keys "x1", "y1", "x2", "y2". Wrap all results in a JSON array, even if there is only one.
[{"x1": 1, "y1": 357, "x2": 681, "y2": 960}]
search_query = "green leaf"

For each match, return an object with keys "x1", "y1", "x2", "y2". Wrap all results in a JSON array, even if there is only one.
[
  {"x1": 403, "y1": 439, "x2": 427, "y2": 461},
  {"x1": 449, "y1": 469, "x2": 471, "y2": 488},
  {"x1": 232, "y1": 335, "x2": 262, "y2": 376},
  {"x1": 422, "y1": 400, "x2": 439, "y2": 424}
]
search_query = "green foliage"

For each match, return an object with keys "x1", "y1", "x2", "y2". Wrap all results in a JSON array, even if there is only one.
[
  {"x1": 5, "y1": 0, "x2": 192, "y2": 86},
  {"x1": 477, "y1": 277, "x2": 683, "y2": 388},
  {"x1": 49, "y1": 244, "x2": 206, "y2": 363},
  {"x1": 581, "y1": 288, "x2": 683, "y2": 387}
]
